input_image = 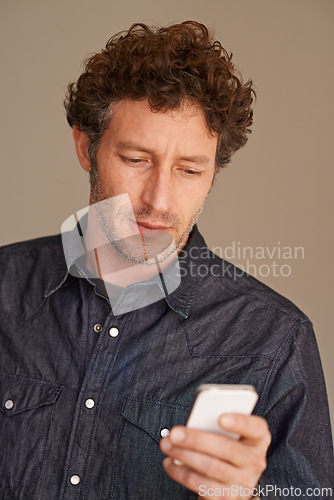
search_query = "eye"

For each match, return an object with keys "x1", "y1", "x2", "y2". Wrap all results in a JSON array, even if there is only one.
[
  {"x1": 121, "y1": 156, "x2": 147, "y2": 166},
  {"x1": 183, "y1": 169, "x2": 203, "y2": 177}
]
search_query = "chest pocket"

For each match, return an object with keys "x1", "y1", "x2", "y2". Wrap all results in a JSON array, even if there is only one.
[
  {"x1": 110, "y1": 397, "x2": 198, "y2": 500},
  {"x1": 0, "y1": 373, "x2": 62, "y2": 492}
]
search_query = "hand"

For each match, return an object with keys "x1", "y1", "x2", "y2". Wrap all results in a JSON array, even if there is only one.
[{"x1": 159, "y1": 413, "x2": 271, "y2": 499}]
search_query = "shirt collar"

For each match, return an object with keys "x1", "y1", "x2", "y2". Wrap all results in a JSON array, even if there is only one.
[
  {"x1": 44, "y1": 224, "x2": 210, "y2": 319},
  {"x1": 164, "y1": 226, "x2": 210, "y2": 318}
]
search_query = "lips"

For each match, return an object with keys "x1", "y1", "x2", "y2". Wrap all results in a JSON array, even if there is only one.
[{"x1": 135, "y1": 221, "x2": 171, "y2": 231}]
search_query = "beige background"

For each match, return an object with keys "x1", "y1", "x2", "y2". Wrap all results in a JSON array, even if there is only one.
[{"x1": 1, "y1": 0, "x2": 333, "y2": 429}]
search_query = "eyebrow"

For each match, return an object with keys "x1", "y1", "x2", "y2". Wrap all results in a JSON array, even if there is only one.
[{"x1": 116, "y1": 141, "x2": 212, "y2": 166}]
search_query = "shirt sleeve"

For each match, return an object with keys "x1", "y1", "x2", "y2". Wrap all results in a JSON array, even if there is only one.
[{"x1": 257, "y1": 320, "x2": 334, "y2": 499}]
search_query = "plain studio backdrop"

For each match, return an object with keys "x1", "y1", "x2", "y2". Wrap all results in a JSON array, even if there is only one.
[{"x1": 1, "y1": 1, "x2": 333, "y2": 430}]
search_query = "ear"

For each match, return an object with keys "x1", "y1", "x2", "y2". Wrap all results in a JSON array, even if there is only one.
[{"x1": 72, "y1": 126, "x2": 91, "y2": 172}]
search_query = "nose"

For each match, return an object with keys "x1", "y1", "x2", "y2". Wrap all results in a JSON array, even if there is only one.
[{"x1": 140, "y1": 167, "x2": 174, "y2": 213}]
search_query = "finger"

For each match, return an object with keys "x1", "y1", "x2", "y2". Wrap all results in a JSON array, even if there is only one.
[
  {"x1": 160, "y1": 426, "x2": 265, "y2": 468},
  {"x1": 219, "y1": 414, "x2": 271, "y2": 447},
  {"x1": 160, "y1": 436, "x2": 267, "y2": 485},
  {"x1": 160, "y1": 441, "x2": 241, "y2": 484},
  {"x1": 163, "y1": 456, "x2": 236, "y2": 498}
]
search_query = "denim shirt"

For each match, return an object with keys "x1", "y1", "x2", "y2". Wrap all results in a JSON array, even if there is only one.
[{"x1": 0, "y1": 226, "x2": 333, "y2": 500}]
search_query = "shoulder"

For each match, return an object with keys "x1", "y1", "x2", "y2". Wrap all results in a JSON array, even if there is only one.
[
  {"x1": 0, "y1": 235, "x2": 65, "y2": 318},
  {"x1": 0, "y1": 234, "x2": 63, "y2": 258},
  {"x1": 184, "y1": 229, "x2": 308, "y2": 322},
  {"x1": 0, "y1": 234, "x2": 64, "y2": 276},
  {"x1": 209, "y1": 250, "x2": 308, "y2": 322}
]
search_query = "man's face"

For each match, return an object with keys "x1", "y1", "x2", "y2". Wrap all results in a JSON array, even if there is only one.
[{"x1": 79, "y1": 99, "x2": 217, "y2": 263}]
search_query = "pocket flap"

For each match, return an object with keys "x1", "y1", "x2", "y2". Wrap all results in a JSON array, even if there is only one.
[
  {"x1": 0, "y1": 374, "x2": 62, "y2": 417},
  {"x1": 121, "y1": 397, "x2": 190, "y2": 443}
]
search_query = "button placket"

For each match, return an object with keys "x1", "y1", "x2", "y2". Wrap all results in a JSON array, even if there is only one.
[{"x1": 61, "y1": 316, "x2": 123, "y2": 499}]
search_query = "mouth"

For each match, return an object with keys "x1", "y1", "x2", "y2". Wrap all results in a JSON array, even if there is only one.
[{"x1": 134, "y1": 220, "x2": 171, "y2": 232}]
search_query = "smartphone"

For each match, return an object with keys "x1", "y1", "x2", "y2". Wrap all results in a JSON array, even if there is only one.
[{"x1": 186, "y1": 384, "x2": 258, "y2": 439}]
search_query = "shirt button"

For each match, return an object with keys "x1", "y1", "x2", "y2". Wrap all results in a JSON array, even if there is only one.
[
  {"x1": 160, "y1": 428, "x2": 170, "y2": 438},
  {"x1": 4, "y1": 399, "x2": 14, "y2": 410},
  {"x1": 109, "y1": 327, "x2": 119, "y2": 337},
  {"x1": 85, "y1": 398, "x2": 95, "y2": 409},
  {"x1": 93, "y1": 323, "x2": 102, "y2": 333},
  {"x1": 70, "y1": 474, "x2": 81, "y2": 485}
]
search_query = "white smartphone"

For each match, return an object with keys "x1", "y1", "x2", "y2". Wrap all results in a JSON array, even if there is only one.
[{"x1": 186, "y1": 384, "x2": 258, "y2": 439}]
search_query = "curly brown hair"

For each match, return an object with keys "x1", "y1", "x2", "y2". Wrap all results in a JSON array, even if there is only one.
[{"x1": 64, "y1": 21, "x2": 255, "y2": 170}]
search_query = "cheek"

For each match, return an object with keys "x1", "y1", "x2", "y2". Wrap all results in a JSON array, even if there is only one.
[
  {"x1": 96, "y1": 165, "x2": 132, "y2": 197},
  {"x1": 122, "y1": 177, "x2": 147, "y2": 207},
  {"x1": 179, "y1": 189, "x2": 209, "y2": 222},
  {"x1": 186, "y1": 178, "x2": 212, "y2": 206}
]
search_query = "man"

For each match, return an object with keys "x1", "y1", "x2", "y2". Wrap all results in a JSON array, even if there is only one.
[{"x1": 0, "y1": 21, "x2": 332, "y2": 500}]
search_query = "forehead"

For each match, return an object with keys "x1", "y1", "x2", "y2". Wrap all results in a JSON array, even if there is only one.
[{"x1": 104, "y1": 99, "x2": 217, "y2": 155}]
